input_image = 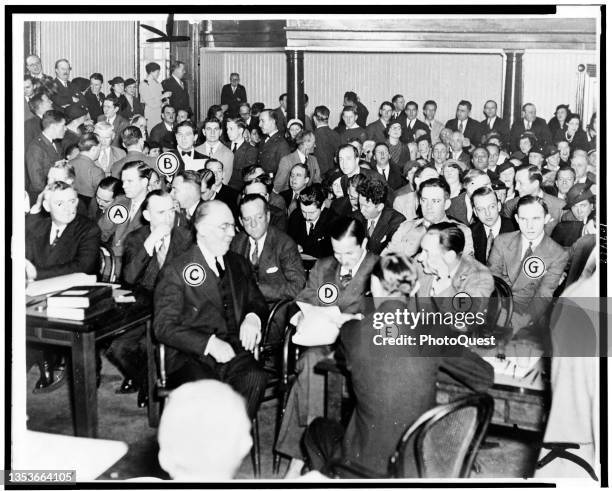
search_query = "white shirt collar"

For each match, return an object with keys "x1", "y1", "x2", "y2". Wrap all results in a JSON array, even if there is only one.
[
  {"x1": 107, "y1": 114, "x2": 116, "y2": 125},
  {"x1": 197, "y1": 240, "x2": 225, "y2": 276},
  {"x1": 173, "y1": 74, "x2": 183, "y2": 86},
  {"x1": 346, "y1": 123, "x2": 360, "y2": 130},
  {"x1": 268, "y1": 130, "x2": 278, "y2": 138},
  {"x1": 297, "y1": 149, "x2": 307, "y2": 163},
  {"x1": 521, "y1": 232, "x2": 545, "y2": 257},
  {"x1": 187, "y1": 201, "x2": 199, "y2": 217},
  {"x1": 164, "y1": 122, "x2": 173, "y2": 132},
  {"x1": 367, "y1": 211, "x2": 383, "y2": 232},
  {"x1": 485, "y1": 217, "x2": 502, "y2": 238},
  {"x1": 50, "y1": 222, "x2": 68, "y2": 244},
  {"x1": 248, "y1": 232, "x2": 267, "y2": 260},
  {"x1": 340, "y1": 247, "x2": 368, "y2": 276}
]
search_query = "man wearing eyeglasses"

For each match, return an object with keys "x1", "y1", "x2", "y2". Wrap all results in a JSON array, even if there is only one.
[{"x1": 154, "y1": 200, "x2": 269, "y2": 419}]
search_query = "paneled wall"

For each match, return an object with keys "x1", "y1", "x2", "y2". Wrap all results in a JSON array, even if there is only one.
[
  {"x1": 200, "y1": 49, "x2": 286, "y2": 115},
  {"x1": 200, "y1": 49, "x2": 504, "y2": 126},
  {"x1": 522, "y1": 50, "x2": 598, "y2": 124},
  {"x1": 39, "y1": 21, "x2": 137, "y2": 82}
]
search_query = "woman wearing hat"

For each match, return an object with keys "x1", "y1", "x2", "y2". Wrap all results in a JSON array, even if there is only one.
[
  {"x1": 139, "y1": 62, "x2": 172, "y2": 132},
  {"x1": 385, "y1": 119, "x2": 411, "y2": 167},
  {"x1": 120, "y1": 78, "x2": 145, "y2": 120},
  {"x1": 285, "y1": 118, "x2": 304, "y2": 152},
  {"x1": 548, "y1": 104, "x2": 571, "y2": 136},
  {"x1": 107, "y1": 76, "x2": 128, "y2": 116}
]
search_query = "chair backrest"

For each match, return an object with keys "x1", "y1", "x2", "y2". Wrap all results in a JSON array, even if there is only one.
[
  {"x1": 262, "y1": 298, "x2": 293, "y2": 346},
  {"x1": 389, "y1": 393, "x2": 494, "y2": 478},
  {"x1": 98, "y1": 245, "x2": 116, "y2": 283},
  {"x1": 480, "y1": 275, "x2": 513, "y2": 337}
]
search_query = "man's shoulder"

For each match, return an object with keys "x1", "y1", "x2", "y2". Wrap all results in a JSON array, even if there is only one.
[
  {"x1": 542, "y1": 192, "x2": 565, "y2": 208},
  {"x1": 70, "y1": 213, "x2": 99, "y2": 234},
  {"x1": 26, "y1": 213, "x2": 49, "y2": 235},
  {"x1": 541, "y1": 234, "x2": 569, "y2": 257},
  {"x1": 496, "y1": 230, "x2": 521, "y2": 245},
  {"x1": 267, "y1": 225, "x2": 298, "y2": 248},
  {"x1": 382, "y1": 206, "x2": 406, "y2": 224}
]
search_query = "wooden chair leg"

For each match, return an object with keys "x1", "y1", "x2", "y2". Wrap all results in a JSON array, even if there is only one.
[
  {"x1": 145, "y1": 319, "x2": 160, "y2": 428},
  {"x1": 251, "y1": 416, "x2": 261, "y2": 478}
]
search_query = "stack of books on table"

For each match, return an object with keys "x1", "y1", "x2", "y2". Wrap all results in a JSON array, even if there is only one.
[{"x1": 46, "y1": 285, "x2": 115, "y2": 320}]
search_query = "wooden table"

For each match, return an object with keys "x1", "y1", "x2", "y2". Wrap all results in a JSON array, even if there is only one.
[{"x1": 26, "y1": 303, "x2": 151, "y2": 438}]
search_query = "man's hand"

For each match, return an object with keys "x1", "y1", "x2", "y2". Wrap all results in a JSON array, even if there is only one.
[
  {"x1": 240, "y1": 315, "x2": 261, "y2": 352},
  {"x1": 206, "y1": 336, "x2": 235, "y2": 363},
  {"x1": 25, "y1": 259, "x2": 37, "y2": 282},
  {"x1": 144, "y1": 224, "x2": 172, "y2": 255}
]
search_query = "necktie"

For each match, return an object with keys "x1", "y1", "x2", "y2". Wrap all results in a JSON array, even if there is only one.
[
  {"x1": 215, "y1": 257, "x2": 225, "y2": 279},
  {"x1": 526, "y1": 121, "x2": 531, "y2": 130},
  {"x1": 459, "y1": 121, "x2": 464, "y2": 133},
  {"x1": 232, "y1": 142, "x2": 237, "y2": 153},
  {"x1": 340, "y1": 270, "x2": 352, "y2": 287},
  {"x1": 485, "y1": 228, "x2": 494, "y2": 259},
  {"x1": 382, "y1": 168, "x2": 388, "y2": 181},
  {"x1": 307, "y1": 221, "x2": 314, "y2": 235},
  {"x1": 304, "y1": 155, "x2": 309, "y2": 167},
  {"x1": 250, "y1": 240, "x2": 259, "y2": 266},
  {"x1": 367, "y1": 219, "x2": 376, "y2": 237},
  {"x1": 157, "y1": 236, "x2": 169, "y2": 266},
  {"x1": 207, "y1": 146, "x2": 213, "y2": 157},
  {"x1": 52, "y1": 141, "x2": 60, "y2": 155},
  {"x1": 522, "y1": 241, "x2": 534, "y2": 263},
  {"x1": 181, "y1": 150, "x2": 191, "y2": 156},
  {"x1": 50, "y1": 228, "x2": 60, "y2": 247}
]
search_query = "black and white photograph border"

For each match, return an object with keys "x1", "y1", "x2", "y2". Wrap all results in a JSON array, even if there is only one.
[{"x1": 6, "y1": 1, "x2": 607, "y2": 487}]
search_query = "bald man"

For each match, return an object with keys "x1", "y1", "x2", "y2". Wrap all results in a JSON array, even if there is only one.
[
  {"x1": 153, "y1": 200, "x2": 269, "y2": 418},
  {"x1": 158, "y1": 380, "x2": 253, "y2": 480}
]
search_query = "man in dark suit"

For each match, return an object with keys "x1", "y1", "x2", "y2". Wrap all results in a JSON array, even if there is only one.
[
  {"x1": 369, "y1": 142, "x2": 405, "y2": 190},
  {"x1": 25, "y1": 110, "x2": 66, "y2": 205},
  {"x1": 398, "y1": 101, "x2": 430, "y2": 144},
  {"x1": 448, "y1": 131, "x2": 471, "y2": 170},
  {"x1": 287, "y1": 184, "x2": 337, "y2": 258},
  {"x1": 84, "y1": 73, "x2": 105, "y2": 122},
  {"x1": 220, "y1": 73, "x2": 247, "y2": 118},
  {"x1": 312, "y1": 105, "x2": 341, "y2": 176},
  {"x1": 276, "y1": 216, "x2": 379, "y2": 475},
  {"x1": 231, "y1": 194, "x2": 306, "y2": 342},
  {"x1": 354, "y1": 176, "x2": 405, "y2": 255},
  {"x1": 239, "y1": 103, "x2": 259, "y2": 131},
  {"x1": 489, "y1": 195, "x2": 569, "y2": 332},
  {"x1": 258, "y1": 109, "x2": 291, "y2": 175},
  {"x1": 226, "y1": 118, "x2": 258, "y2": 190},
  {"x1": 168, "y1": 121, "x2": 208, "y2": 175},
  {"x1": 445, "y1": 100, "x2": 482, "y2": 148},
  {"x1": 49, "y1": 58, "x2": 74, "y2": 108},
  {"x1": 502, "y1": 164, "x2": 565, "y2": 235},
  {"x1": 26, "y1": 181, "x2": 101, "y2": 280},
  {"x1": 25, "y1": 92, "x2": 54, "y2": 147},
  {"x1": 470, "y1": 186, "x2": 516, "y2": 264},
  {"x1": 509, "y1": 103, "x2": 553, "y2": 152},
  {"x1": 481, "y1": 100, "x2": 509, "y2": 147},
  {"x1": 448, "y1": 169, "x2": 491, "y2": 226},
  {"x1": 98, "y1": 98, "x2": 129, "y2": 148},
  {"x1": 365, "y1": 101, "x2": 393, "y2": 144},
  {"x1": 273, "y1": 93, "x2": 288, "y2": 134},
  {"x1": 551, "y1": 184, "x2": 595, "y2": 248},
  {"x1": 280, "y1": 163, "x2": 311, "y2": 216},
  {"x1": 170, "y1": 170, "x2": 203, "y2": 232},
  {"x1": 25, "y1": 55, "x2": 54, "y2": 90},
  {"x1": 205, "y1": 159, "x2": 239, "y2": 220},
  {"x1": 162, "y1": 61, "x2": 190, "y2": 112},
  {"x1": 107, "y1": 190, "x2": 193, "y2": 402},
  {"x1": 149, "y1": 104, "x2": 177, "y2": 150},
  {"x1": 153, "y1": 200, "x2": 269, "y2": 418}
]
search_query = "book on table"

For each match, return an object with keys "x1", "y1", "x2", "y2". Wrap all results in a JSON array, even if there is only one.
[
  {"x1": 46, "y1": 296, "x2": 115, "y2": 321},
  {"x1": 46, "y1": 285, "x2": 113, "y2": 309}
]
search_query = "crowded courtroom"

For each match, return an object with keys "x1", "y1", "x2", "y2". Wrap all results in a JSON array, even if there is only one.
[{"x1": 17, "y1": 11, "x2": 601, "y2": 483}]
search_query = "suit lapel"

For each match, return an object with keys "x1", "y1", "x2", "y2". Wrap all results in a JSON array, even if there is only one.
[{"x1": 508, "y1": 233, "x2": 524, "y2": 284}]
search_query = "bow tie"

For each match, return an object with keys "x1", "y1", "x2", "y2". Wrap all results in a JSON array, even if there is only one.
[{"x1": 181, "y1": 150, "x2": 191, "y2": 156}]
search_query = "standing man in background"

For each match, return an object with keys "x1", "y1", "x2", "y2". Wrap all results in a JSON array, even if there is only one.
[
  {"x1": 220, "y1": 73, "x2": 247, "y2": 118},
  {"x1": 162, "y1": 61, "x2": 190, "y2": 112}
]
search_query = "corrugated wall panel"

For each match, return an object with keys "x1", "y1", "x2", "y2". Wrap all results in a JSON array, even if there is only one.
[
  {"x1": 200, "y1": 50, "x2": 225, "y2": 117},
  {"x1": 522, "y1": 50, "x2": 598, "y2": 124},
  {"x1": 199, "y1": 49, "x2": 286, "y2": 114},
  {"x1": 39, "y1": 22, "x2": 136, "y2": 81},
  {"x1": 304, "y1": 52, "x2": 504, "y2": 126}
]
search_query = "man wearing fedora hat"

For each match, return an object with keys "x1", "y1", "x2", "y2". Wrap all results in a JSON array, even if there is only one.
[
  {"x1": 551, "y1": 183, "x2": 596, "y2": 247},
  {"x1": 60, "y1": 103, "x2": 89, "y2": 155}
]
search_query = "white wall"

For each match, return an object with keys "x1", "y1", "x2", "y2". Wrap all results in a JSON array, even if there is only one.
[
  {"x1": 199, "y1": 49, "x2": 504, "y2": 125},
  {"x1": 522, "y1": 50, "x2": 598, "y2": 124},
  {"x1": 200, "y1": 48, "x2": 285, "y2": 115},
  {"x1": 39, "y1": 21, "x2": 137, "y2": 82}
]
